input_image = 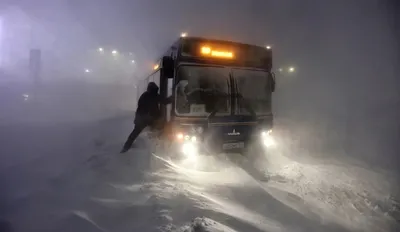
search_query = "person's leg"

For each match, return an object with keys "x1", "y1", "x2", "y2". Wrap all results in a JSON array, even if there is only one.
[{"x1": 121, "y1": 123, "x2": 147, "y2": 153}]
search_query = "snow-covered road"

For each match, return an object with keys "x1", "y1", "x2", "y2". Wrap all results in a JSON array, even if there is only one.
[{"x1": 1, "y1": 114, "x2": 399, "y2": 232}]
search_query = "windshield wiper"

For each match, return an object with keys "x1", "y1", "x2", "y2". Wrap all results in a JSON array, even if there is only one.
[
  {"x1": 208, "y1": 74, "x2": 257, "y2": 119},
  {"x1": 232, "y1": 71, "x2": 256, "y2": 117},
  {"x1": 207, "y1": 93, "x2": 256, "y2": 119},
  {"x1": 207, "y1": 92, "x2": 230, "y2": 118},
  {"x1": 207, "y1": 78, "x2": 230, "y2": 119},
  {"x1": 235, "y1": 93, "x2": 257, "y2": 117}
]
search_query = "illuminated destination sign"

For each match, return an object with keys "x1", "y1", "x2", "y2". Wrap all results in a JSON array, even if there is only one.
[
  {"x1": 200, "y1": 46, "x2": 234, "y2": 59},
  {"x1": 180, "y1": 38, "x2": 271, "y2": 69}
]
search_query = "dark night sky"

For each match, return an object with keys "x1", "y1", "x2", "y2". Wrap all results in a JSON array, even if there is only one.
[
  {"x1": 2, "y1": 0, "x2": 398, "y2": 97},
  {"x1": 3, "y1": 0, "x2": 398, "y2": 110},
  {"x1": 2, "y1": 0, "x2": 397, "y2": 73}
]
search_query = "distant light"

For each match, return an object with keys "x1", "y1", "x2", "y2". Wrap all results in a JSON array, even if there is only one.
[
  {"x1": 180, "y1": 32, "x2": 187, "y2": 37},
  {"x1": 288, "y1": 67, "x2": 295, "y2": 73},
  {"x1": 131, "y1": 60, "x2": 135, "y2": 64},
  {"x1": 98, "y1": 47, "x2": 104, "y2": 52},
  {"x1": 278, "y1": 68, "x2": 283, "y2": 72},
  {"x1": 266, "y1": 45, "x2": 271, "y2": 50},
  {"x1": 85, "y1": 69, "x2": 91, "y2": 73},
  {"x1": 153, "y1": 64, "x2": 159, "y2": 70},
  {"x1": 22, "y1": 94, "x2": 29, "y2": 101},
  {"x1": 129, "y1": 52, "x2": 133, "y2": 56},
  {"x1": 112, "y1": 50, "x2": 118, "y2": 55}
]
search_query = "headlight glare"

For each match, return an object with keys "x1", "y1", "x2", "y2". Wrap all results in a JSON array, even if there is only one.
[
  {"x1": 261, "y1": 129, "x2": 275, "y2": 147},
  {"x1": 182, "y1": 142, "x2": 198, "y2": 156}
]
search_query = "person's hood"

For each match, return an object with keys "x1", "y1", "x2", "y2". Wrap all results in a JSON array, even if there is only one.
[{"x1": 147, "y1": 82, "x2": 159, "y2": 94}]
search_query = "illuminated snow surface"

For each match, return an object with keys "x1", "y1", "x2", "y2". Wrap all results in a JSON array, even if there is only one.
[{"x1": 0, "y1": 115, "x2": 399, "y2": 232}]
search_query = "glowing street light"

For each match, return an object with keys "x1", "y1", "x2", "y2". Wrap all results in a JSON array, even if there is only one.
[
  {"x1": 180, "y1": 32, "x2": 187, "y2": 37},
  {"x1": 111, "y1": 50, "x2": 118, "y2": 55},
  {"x1": 85, "y1": 69, "x2": 91, "y2": 73},
  {"x1": 288, "y1": 67, "x2": 295, "y2": 73},
  {"x1": 22, "y1": 94, "x2": 29, "y2": 101},
  {"x1": 131, "y1": 60, "x2": 135, "y2": 64},
  {"x1": 98, "y1": 47, "x2": 104, "y2": 52},
  {"x1": 266, "y1": 45, "x2": 271, "y2": 50}
]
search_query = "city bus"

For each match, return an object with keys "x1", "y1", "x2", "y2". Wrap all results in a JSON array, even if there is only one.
[{"x1": 137, "y1": 36, "x2": 276, "y2": 158}]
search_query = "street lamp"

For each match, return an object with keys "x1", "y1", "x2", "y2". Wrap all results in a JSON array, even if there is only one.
[
  {"x1": 181, "y1": 32, "x2": 187, "y2": 37},
  {"x1": 85, "y1": 69, "x2": 91, "y2": 73},
  {"x1": 98, "y1": 47, "x2": 104, "y2": 52},
  {"x1": 131, "y1": 60, "x2": 135, "y2": 64},
  {"x1": 22, "y1": 94, "x2": 29, "y2": 101},
  {"x1": 266, "y1": 45, "x2": 271, "y2": 50},
  {"x1": 288, "y1": 67, "x2": 295, "y2": 73}
]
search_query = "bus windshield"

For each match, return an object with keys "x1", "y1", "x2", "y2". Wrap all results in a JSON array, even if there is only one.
[
  {"x1": 175, "y1": 65, "x2": 230, "y2": 116},
  {"x1": 233, "y1": 69, "x2": 271, "y2": 115}
]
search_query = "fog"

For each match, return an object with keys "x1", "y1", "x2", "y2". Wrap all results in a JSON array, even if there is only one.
[
  {"x1": 2, "y1": 0, "x2": 398, "y2": 167},
  {"x1": 0, "y1": 0, "x2": 399, "y2": 231}
]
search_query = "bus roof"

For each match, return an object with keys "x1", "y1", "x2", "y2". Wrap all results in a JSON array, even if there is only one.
[{"x1": 180, "y1": 36, "x2": 267, "y2": 49}]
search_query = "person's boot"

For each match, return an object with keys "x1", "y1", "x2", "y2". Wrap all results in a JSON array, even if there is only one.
[{"x1": 120, "y1": 144, "x2": 131, "y2": 153}]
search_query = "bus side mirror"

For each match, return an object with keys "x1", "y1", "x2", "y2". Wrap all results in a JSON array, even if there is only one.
[{"x1": 162, "y1": 56, "x2": 174, "y2": 78}]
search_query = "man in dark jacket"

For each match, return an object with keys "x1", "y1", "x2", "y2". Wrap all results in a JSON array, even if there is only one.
[{"x1": 120, "y1": 82, "x2": 172, "y2": 153}]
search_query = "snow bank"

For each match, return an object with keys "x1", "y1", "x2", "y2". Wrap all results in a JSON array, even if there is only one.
[
  {"x1": 176, "y1": 217, "x2": 239, "y2": 232},
  {"x1": 260, "y1": 147, "x2": 400, "y2": 232}
]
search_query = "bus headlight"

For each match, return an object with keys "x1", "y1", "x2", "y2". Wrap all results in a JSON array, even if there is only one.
[
  {"x1": 176, "y1": 132, "x2": 197, "y2": 142},
  {"x1": 182, "y1": 142, "x2": 198, "y2": 157},
  {"x1": 261, "y1": 130, "x2": 275, "y2": 147}
]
